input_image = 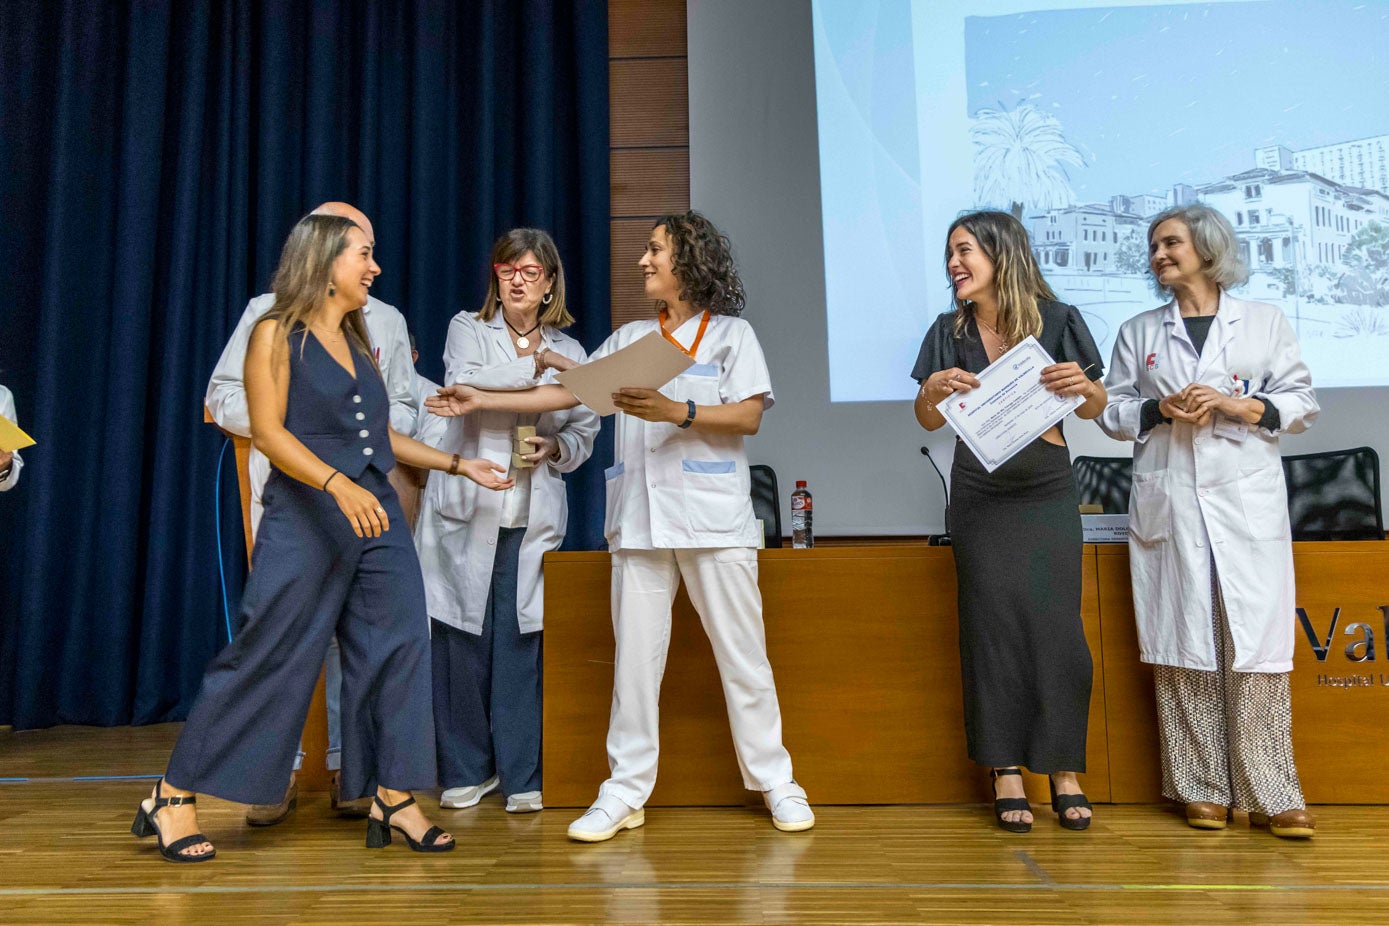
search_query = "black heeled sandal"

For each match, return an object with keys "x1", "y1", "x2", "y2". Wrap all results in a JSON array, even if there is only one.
[
  {"x1": 365, "y1": 794, "x2": 455, "y2": 853},
  {"x1": 1049, "y1": 777, "x2": 1093, "y2": 831},
  {"x1": 990, "y1": 768, "x2": 1032, "y2": 833},
  {"x1": 131, "y1": 780, "x2": 216, "y2": 863}
]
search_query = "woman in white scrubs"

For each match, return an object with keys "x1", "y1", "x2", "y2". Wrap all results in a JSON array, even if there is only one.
[{"x1": 426, "y1": 211, "x2": 814, "y2": 842}]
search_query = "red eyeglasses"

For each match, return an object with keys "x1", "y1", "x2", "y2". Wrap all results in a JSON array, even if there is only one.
[{"x1": 494, "y1": 263, "x2": 544, "y2": 283}]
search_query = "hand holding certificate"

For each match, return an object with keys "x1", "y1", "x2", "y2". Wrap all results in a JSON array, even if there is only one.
[
  {"x1": 942, "y1": 336, "x2": 1084, "y2": 472},
  {"x1": 556, "y1": 331, "x2": 693, "y2": 416}
]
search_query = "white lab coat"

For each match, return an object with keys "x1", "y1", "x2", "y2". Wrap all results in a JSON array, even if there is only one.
[
  {"x1": 415, "y1": 312, "x2": 599, "y2": 635},
  {"x1": 1098, "y1": 293, "x2": 1318, "y2": 672},
  {"x1": 205, "y1": 293, "x2": 417, "y2": 533},
  {"x1": 0, "y1": 384, "x2": 23, "y2": 491},
  {"x1": 592, "y1": 314, "x2": 773, "y2": 552}
]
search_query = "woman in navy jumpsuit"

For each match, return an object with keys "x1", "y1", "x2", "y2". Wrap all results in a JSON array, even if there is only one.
[{"x1": 132, "y1": 214, "x2": 512, "y2": 861}]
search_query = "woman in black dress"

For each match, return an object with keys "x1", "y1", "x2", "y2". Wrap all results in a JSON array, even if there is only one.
[{"x1": 911, "y1": 211, "x2": 1108, "y2": 832}]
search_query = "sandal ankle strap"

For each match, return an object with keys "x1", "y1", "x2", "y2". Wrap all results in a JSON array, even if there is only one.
[
  {"x1": 373, "y1": 794, "x2": 417, "y2": 824},
  {"x1": 154, "y1": 794, "x2": 196, "y2": 809}
]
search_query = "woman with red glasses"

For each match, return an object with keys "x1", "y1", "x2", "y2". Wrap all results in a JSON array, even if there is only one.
[{"x1": 415, "y1": 229, "x2": 599, "y2": 816}]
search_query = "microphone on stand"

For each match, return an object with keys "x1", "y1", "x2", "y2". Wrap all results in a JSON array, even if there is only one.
[{"x1": 920, "y1": 446, "x2": 951, "y2": 546}]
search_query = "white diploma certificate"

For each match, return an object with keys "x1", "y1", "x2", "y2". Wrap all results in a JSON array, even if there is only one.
[
  {"x1": 556, "y1": 331, "x2": 693, "y2": 416},
  {"x1": 942, "y1": 336, "x2": 1083, "y2": 473}
]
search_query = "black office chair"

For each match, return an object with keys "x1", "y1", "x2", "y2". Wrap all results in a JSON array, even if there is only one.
[
  {"x1": 1281, "y1": 447, "x2": 1384, "y2": 541},
  {"x1": 749, "y1": 463, "x2": 783, "y2": 548},
  {"x1": 1072, "y1": 456, "x2": 1133, "y2": 514}
]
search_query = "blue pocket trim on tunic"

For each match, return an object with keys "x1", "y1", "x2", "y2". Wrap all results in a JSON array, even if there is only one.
[
  {"x1": 681, "y1": 460, "x2": 735, "y2": 475},
  {"x1": 683, "y1": 363, "x2": 719, "y2": 377},
  {"x1": 605, "y1": 461, "x2": 625, "y2": 479}
]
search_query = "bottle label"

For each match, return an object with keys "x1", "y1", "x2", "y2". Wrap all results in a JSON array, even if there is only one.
[{"x1": 792, "y1": 497, "x2": 811, "y2": 511}]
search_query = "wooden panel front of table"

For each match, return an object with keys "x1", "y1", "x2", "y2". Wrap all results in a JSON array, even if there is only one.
[
  {"x1": 544, "y1": 541, "x2": 1389, "y2": 807},
  {"x1": 542, "y1": 544, "x2": 1109, "y2": 808}
]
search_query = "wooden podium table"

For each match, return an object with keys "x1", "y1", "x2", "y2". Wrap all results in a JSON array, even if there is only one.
[{"x1": 543, "y1": 541, "x2": 1389, "y2": 807}]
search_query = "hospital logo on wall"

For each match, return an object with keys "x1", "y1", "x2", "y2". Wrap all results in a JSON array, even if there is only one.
[{"x1": 1145, "y1": 353, "x2": 1158, "y2": 372}]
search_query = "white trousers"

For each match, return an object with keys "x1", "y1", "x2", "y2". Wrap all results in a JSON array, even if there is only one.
[{"x1": 598, "y1": 547, "x2": 795, "y2": 808}]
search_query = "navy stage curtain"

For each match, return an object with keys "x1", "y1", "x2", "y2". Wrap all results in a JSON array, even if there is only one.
[{"x1": 0, "y1": 0, "x2": 611, "y2": 729}]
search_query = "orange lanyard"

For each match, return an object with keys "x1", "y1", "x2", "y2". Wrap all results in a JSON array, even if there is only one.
[{"x1": 659, "y1": 309, "x2": 711, "y2": 359}]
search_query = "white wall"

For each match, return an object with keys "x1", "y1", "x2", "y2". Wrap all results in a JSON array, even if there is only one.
[{"x1": 688, "y1": 0, "x2": 1388, "y2": 536}]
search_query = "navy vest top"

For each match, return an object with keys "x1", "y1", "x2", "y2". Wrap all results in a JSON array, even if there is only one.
[{"x1": 283, "y1": 328, "x2": 395, "y2": 478}]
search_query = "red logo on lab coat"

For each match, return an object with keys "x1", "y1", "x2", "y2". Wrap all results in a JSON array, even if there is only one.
[{"x1": 1145, "y1": 352, "x2": 1158, "y2": 371}]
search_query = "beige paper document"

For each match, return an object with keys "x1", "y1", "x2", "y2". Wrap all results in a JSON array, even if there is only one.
[
  {"x1": 556, "y1": 331, "x2": 694, "y2": 416},
  {"x1": 0, "y1": 413, "x2": 35, "y2": 453}
]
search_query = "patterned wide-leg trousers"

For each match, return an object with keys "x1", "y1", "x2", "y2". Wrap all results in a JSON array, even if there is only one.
[{"x1": 1152, "y1": 561, "x2": 1306, "y2": 815}]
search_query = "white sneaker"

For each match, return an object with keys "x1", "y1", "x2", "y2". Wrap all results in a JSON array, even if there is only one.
[
  {"x1": 440, "y1": 775, "x2": 499, "y2": 809},
  {"x1": 764, "y1": 781, "x2": 815, "y2": 832},
  {"x1": 567, "y1": 794, "x2": 644, "y2": 842},
  {"x1": 506, "y1": 791, "x2": 543, "y2": 814}
]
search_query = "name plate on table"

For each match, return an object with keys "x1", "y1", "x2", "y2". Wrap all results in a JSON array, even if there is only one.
[{"x1": 1082, "y1": 514, "x2": 1129, "y2": 543}]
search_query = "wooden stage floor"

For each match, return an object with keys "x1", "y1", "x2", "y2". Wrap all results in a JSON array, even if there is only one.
[{"x1": 1, "y1": 726, "x2": 1384, "y2": 925}]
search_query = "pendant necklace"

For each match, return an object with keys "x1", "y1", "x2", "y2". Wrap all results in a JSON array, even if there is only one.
[{"x1": 504, "y1": 314, "x2": 541, "y2": 349}]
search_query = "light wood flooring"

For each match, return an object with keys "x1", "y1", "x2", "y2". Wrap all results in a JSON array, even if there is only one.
[{"x1": 0, "y1": 725, "x2": 1384, "y2": 925}]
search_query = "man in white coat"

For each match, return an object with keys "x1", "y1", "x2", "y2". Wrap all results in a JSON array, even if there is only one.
[
  {"x1": 1098, "y1": 204, "x2": 1319, "y2": 838},
  {"x1": 0, "y1": 384, "x2": 23, "y2": 491},
  {"x1": 204, "y1": 202, "x2": 416, "y2": 824}
]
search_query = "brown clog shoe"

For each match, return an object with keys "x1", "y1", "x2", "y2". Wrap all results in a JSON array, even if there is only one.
[
  {"x1": 1251, "y1": 808, "x2": 1315, "y2": 839},
  {"x1": 246, "y1": 774, "x2": 298, "y2": 827},
  {"x1": 1185, "y1": 801, "x2": 1228, "y2": 830}
]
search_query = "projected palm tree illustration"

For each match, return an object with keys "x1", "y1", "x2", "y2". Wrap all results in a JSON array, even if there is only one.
[{"x1": 970, "y1": 103, "x2": 1086, "y2": 219}]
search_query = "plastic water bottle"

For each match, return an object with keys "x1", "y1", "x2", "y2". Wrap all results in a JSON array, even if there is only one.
[{"x1": 791, "y1": 480, "x2": 813, "y2": 548}]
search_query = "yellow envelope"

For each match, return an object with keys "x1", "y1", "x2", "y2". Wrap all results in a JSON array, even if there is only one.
[{"x1": 0, "y1": 413, "x2": 35, "y2": 453}]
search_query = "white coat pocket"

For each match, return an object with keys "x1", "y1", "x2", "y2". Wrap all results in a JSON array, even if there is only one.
[
  {"x1": 1128, "y1": 471, "x2": 1172, "y2": 544},
  {"x1": 430, "y1": 467, "x2": 478, "y2": 522},
  {"x1": 603, "y1": 461, "x2": 626, "y2": 539},
  {"x1": 681, "y1": 459, "x2": 742, "y2": 534},
  {"x1": 1237, "y1": 466, "x2": 1290, "y2": 541}
]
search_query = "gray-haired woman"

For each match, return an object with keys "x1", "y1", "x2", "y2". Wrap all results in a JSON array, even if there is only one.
[{"x1": 1097, "y1": 204, "x2": 1319, "y2": 838}]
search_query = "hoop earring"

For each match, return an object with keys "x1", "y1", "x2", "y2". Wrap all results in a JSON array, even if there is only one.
[{"x1": 542, "y1": 292, "x2": 553, "y2": 305}]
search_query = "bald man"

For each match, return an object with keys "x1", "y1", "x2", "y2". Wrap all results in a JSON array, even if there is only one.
[{"x1": 205, "y1": 203, "x2": 416, "y2": 824}]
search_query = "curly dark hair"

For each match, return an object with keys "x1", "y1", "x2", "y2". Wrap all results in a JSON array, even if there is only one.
[{"x1": 655, "y1": 211, "x2": 746, "y2": 316}]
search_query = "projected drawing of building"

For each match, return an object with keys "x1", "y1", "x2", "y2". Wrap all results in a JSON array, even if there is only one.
[
  {"x1": 1195, "y1": 166, "x2": 1389, "y2": 284},
  {"x1": 1030, "y1": 205, "x2": 1121, "y2": 271},
  {"x1": 1109, "y1": 193, "x2": 1168, "y2": 219},
  {"x1": 1256, "y1": 135, "x2": 1389, "y2": 196}
]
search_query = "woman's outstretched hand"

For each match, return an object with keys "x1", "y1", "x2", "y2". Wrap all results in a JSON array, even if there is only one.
[
  {"x1": 457, "y1": 458, "x2": 515, "y2": 491},
  {"x1": 426, "y1": 384, "x2": 487, "y2": 417}
]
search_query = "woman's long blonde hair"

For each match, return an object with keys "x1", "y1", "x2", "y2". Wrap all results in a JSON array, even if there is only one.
[
  {"x1": 266, "y1": 213, "x2": 375, "y2": 364},
  {"x1": 946, "y1": 210, "x2": 1055, "y2": 345}
]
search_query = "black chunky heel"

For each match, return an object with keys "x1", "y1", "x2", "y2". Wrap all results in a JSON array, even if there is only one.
[
  {"x1": 365, "y1": 816, "x2": 391, "y2": 848},
  {"x1": 990, "y1": 768, "x2": 1032, "y2": 834},
  {"x1": 366, "y1": 794, "x2": 454, "y2": 853},
  {"x1": 131, "y1": 806, "x2": 156, "y2": 838}
]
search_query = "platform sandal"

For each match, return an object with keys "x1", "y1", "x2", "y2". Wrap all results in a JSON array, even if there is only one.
[
  {"x1": 130, "y1": 780, "x2": 216, "y2": 863},
  {"x1": 1049, "y1": 777, "x2": 1093, "y2": 831},
  {"x1": 365, "y1": 794, "x2": 455, "y2": 853},
  {"x1": 990, "y1": 768, "x2": 1032, "y2": 833}
]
